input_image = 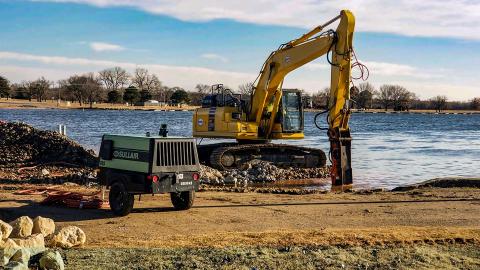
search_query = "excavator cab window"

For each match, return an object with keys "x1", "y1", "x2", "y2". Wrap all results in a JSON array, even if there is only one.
[{"x1": 279, "y1": 90, "x2": 304, "y2": 133}]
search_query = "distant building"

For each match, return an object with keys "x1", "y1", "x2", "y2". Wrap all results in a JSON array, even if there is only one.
[{"x1": 135, "y1": 100, "x2": 167, "y2": 106}]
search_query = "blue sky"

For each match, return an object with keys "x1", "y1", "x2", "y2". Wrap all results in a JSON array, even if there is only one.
[{"x1": 0, "y1": 0, "x2": 479, "y2": 100}]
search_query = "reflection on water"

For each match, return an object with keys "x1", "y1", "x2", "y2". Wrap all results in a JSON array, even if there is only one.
[{"x1": 1, "y1": 109, "x2": 479, "y2": 189}]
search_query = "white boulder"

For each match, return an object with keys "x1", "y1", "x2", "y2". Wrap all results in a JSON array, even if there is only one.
[
  {"x1": 4, "y1": 261, "x2": 28, "y2": 270},
  {"x1": 0, "y1": 220, "x2": 13, "y2": 240},
  {"x1": 9, "y1": 217, "x2": 33, "y2": 238},
  {"x1": 0, "y1": 239, "x2": 21, "y2": 267},
  {"x1": 48, "y1": 226, "x2": 86, "y2": 248},
  {"x1": 10, "y1": 248, "x2": 30, "y2": 265},
  {"x1": 11, "y1": 234, "x2": 45, "y2": 256},
  {"x1": 39, "y1": 250, "x2": 64, "y2": 270},
  {"x1": 32, "y1": 217, "x2": 55, "y2": 237}
]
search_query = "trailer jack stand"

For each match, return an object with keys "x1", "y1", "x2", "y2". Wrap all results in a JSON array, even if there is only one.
[{"x1": 329, "y1": 128, "x2": 353, "y2": 191}]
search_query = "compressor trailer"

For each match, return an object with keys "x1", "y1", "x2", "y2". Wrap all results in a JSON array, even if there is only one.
[{"x1": 98, "y1": 134, "x2": 201, "y2": 216}]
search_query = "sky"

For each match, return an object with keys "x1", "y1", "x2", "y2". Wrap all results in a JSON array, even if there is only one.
[{"x1": 0, "y1": 0, "x2": 479, "y2": 100}]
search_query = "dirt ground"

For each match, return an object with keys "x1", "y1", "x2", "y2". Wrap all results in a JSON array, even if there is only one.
[{"x1": 1, "y1": 184, "x2": 480, "y2": 269}]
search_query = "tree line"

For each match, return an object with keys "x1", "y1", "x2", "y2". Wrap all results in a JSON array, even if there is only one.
[
  {"x1": 0, "y1": 70, "x2": 479, "y2": 111},
  {"x1": 309, "y1": 82, "x2": 480, "y2": 111},
  {"x1": 0, "y1": 67, "x2": 210, "y2": 108}
]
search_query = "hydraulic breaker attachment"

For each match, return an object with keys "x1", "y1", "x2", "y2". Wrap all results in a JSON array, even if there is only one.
[{"x1": 328, "y1": 127, "x2": 352, "y2": 191}]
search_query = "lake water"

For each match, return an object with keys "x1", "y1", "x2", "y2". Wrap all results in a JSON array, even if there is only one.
[{"x1": 1, "y1": 109, "x2": 479, "y2": 189}]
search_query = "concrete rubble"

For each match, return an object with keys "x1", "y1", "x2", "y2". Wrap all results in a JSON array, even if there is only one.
[
  {"x1": 200, "y1": 160, "x2": 329, "y2": 187},
  {"x1": 0, "y1": 215, "x2": 85, "y2": 269}
]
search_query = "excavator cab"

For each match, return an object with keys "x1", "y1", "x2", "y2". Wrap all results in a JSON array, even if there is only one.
[{"x1": 277, "y1": 89, "x2": 304, "y2": 133}]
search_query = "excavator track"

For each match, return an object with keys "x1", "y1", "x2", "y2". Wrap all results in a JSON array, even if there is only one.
[{"x1": 198, "y1": 143, "x2": 327, "y2": 171}]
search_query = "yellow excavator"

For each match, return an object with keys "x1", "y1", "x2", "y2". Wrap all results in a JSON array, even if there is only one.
[{"x1": 193, "y1": 10, "x2": 355, "y2": 189}]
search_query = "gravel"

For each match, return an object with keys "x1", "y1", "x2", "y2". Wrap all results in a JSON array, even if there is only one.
[{"x1": 200, "y1": 160, "x2": 329, "y2": 187}]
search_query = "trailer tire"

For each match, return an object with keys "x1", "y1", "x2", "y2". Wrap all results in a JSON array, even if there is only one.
[
  {"x1": 171, "y1": 191, "x2": 195, "y2": 210},
  {"x1": 109, "y1": 181, "x2": 134, "y2": 216}
]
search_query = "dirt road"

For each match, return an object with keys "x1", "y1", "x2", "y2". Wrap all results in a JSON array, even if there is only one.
[
  {"x1": 1, "y1": 185, "x2": 479, "y2": 248},
  {"x1": 1, "y1": 184, "x2": 480, "y2": 269}
]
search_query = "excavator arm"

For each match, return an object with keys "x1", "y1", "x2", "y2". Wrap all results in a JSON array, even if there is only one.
[{"x1": 249, "y1": 10, "x2": 355, "y2": 189}]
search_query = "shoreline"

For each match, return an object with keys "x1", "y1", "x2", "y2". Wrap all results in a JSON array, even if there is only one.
[
  {"x1": 0, "y1": 99, "x2": 198, "y2": 111},
  {"x1": 1, "y1": 99, "x2": 479, "y2": 114}
]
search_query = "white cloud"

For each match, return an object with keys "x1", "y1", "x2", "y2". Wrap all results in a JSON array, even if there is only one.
[
  {"x1": 304, "y1": 63, "x2": 330, "y2": 71},
  {"x1": 89, "y1": 42, "x2": 125, "y2": 52},
  {"x1": 201, "y1": 53, "x2": 228, "y2": 63},
  {"x1": 363, "y1": 61, "x2": 441, "y2": 79},
  {"x1": 0, "y1": 51, "x2": 254, "y2": 89},
  {"x1": 0, "y1": 51, "x2": 475, "y2": 100},
  {"x1": 301, "y1": 60, "x2": 439, "y2": 79},
  {"x1": 37, "y1": 0, "x2": 480, "y2": 39}
]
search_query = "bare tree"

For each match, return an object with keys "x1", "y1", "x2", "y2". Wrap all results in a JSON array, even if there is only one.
[
  {"x1": 132, "y1": 68, "x2": 150, "y2": 90},
  {"x1": 354, "y1": 82, "x2": 375, "y2": 109},
  {"x1": 145, "y1": 74, "x2": 161, "y2": 92},
  {"x1": 357, "y1": 90, "x2": 373, "y2": 109},
  {"x1": 430, "y1": 95, "x2": 448, "y2": 112},
  {"x1": 98, "y1": 67, "x2": 129, "y2": 92},
  {"x1": 145, "y1": 75, "x2": 163, "y2": 101},
  {"x1": 60, "y1": 74, "x2": 101, "y2": 106},
  {"x1": 195, "y1": 84, "x2": 211, "y2": 94},
  {"x1": 238, "y1": 82, "x2": 254, "y2": 96},
  {"x1": 389, "y1": 85, "x2": 415, "y2": 111},
  {"x1": 357, "y1": 82, "x2": 375, "y2": 93},
  {"x1": 376, "y1": 85, "x2": 394, "y2": 110},
  {"x1": 33, "y1": 77, "x2": 51, "y2": 102},
  {"x1": 24, "y1": 79, "x2": 49, "y2": 102},
  {"x1": 0, "y1": 76, "x2": 10, "y2": 99},
  {"x1": 471, "y1": 97, "x2": 480, "y2": 110},
  {"x1": 188, "y1": 84, "x2": 211, "y2": 106},
  {"x1": 132, "y1": 68, "x2": 164, "y2": 103},
  {"x1": 59, "y1": 76, "x2": 84, "y2": 105},
  {"x1": 83, "y1": 73, "x2": 103, "y2": 108},
  {"x1": 23, "y1": 81, "x2": 33, "y2": 101},
  {"x1": 312, "y1": 87, "x2": 330, "y2": 109}
]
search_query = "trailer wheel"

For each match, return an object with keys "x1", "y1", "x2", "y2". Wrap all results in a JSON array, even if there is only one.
[
  {"x1": 109, "y1": 182, "x2": 134, "y2": 216},
  {"x1": 170, "y1": 191, "x2": 195, "y2": 210}
]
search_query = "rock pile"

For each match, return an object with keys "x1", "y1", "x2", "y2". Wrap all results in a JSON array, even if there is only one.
[
  {"x1": 200, "y1": 161, "x2": 329, "y2": 187},
  {"x1": 0, "y1": 121, "x2": 97, "y2": 168},
  {"x1": 0, "y1": 121, "x2": 98, "y2": 184},
  {"x1": 0, "y1": 215, "x2": 86, "y2": 270}
]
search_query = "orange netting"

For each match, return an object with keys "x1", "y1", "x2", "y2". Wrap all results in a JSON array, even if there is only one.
[{"x1": 14, "y1": 188, "x2": 109, "y2": 209}]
